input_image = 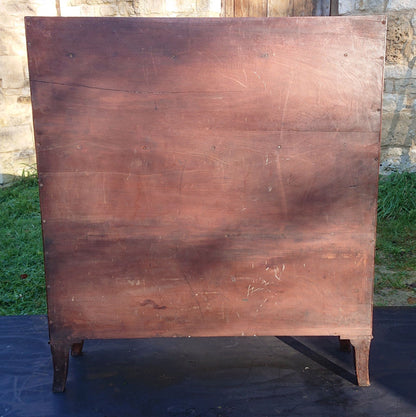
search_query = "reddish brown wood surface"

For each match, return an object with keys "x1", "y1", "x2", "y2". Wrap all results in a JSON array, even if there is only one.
[{"x1": 26, "y1": 17, "x2": 385, "y2": 347}]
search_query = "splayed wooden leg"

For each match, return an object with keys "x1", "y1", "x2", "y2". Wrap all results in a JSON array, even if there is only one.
[
  {"x1": 350, "y1": 336, "x2": 372, "y2": 386},
  {"x1": 71, "y1": 340, "x2": 84, "y2": 357},
  {"x1": 50, "y1": 342, "x2": 70, "y2": 393}
]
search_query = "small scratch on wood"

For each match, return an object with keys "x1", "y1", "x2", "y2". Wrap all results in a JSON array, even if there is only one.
[
  {"x1": 274, "y1": 266, "x2": 280, "y2": 280},
  {"x1": 221, "y1": 74, "x2": 247, "y2": 88},
  {"x1": 174, "y1": 150, "x2": 230, "y2": 166},
  {"x1": 247, "y1": 285, "x2": 253, "y2": 297},
  {"x1": 140, "y1": 299, "x2": 166, "y2": 310},
  {"x1": 271, "y1": 263, "x2": 286, "y2": 280},
  {"x1": 256, "y1": 297, "x2": 269, "y2": 313},
  {"x1": 178, "y1": 162, "x2": 185, "y2": 194},
  {"x1": 102, "y1": 174, "x2": 107, "y2": 204},
  {"x1": 150, "y1": 47, "x2": 158, "y2": 75},
  {"x1": 253, "y1": 71, "x2": 267, "y2": 91},
  {"x1": 247, "y1": 285, "x2": 265, "y2": 297},
  {"x1": 275, "y1": 152, "x2": 288, "y2": 218},
  {"x1": 183, "y1": 274, "x2": 204, "y2": 319}
]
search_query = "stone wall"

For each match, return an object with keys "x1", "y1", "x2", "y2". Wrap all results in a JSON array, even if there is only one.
[
  {"x1": 1, "y1": 1, "x2": 415, "y2": 184},
  {"x1": 339, "y1": 0, "x2": 416, "y2": 173}
]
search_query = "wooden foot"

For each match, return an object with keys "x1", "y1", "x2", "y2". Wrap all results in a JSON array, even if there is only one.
[
  {"x1": 50, "y1": 342, "x2": 70, "y2": 393},
  {"x1": 71, "y1": 340, "x2": 84, "y2": 357},
  {"x1": 350, "y1": 336, "x2": 372, "y2": 387},
  {"x1": 338, "y1": 337, "x2": 351, "y2": 352}
]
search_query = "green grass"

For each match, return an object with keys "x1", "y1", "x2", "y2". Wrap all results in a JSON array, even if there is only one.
[
  {"x1": 0, "y1": 170, "x2": 415, "y2": 315},
  {"x1": 377, "y1": 172, "x2": 416, "y2": 221},
  {"x1": 375, "y1": 172, "x2": 416, "y2": 292},
  {"x1": 0, "y1": 172, "x2": 46, "y2": 315}
]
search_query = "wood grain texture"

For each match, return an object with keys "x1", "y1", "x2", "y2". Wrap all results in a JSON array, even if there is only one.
[
  {"x1": 224, "y1": 0, "x2": 329, "y2": 17},
  {"x1": 234, "y1": 0, "x2": 268, "y2": 17},
  {"x1": 26, "y1": 17, "x2": 385, "y2": 347}
]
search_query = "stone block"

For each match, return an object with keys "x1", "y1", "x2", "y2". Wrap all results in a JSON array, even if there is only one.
[
  {"x1": 384, "y1": 79, "x2": 395, "y2": 93},
  {"x1": 384, "y1": 64, "x2": 416, "y2": 79},
  {"x1": 14, "y1": 147, "x2": 35, "y2": 161},
  {"x1": 0, "y1": 56, "x2": 25, "y2": 88},
  {"x1": 387, "y1": 0, "x2": 416, "y2": 12},
  {"x1": 3, "y1": 86, "x2": 29, "y2": 97},
  {"x1": 0, "y1": 25, "x2": 20, "y2": 55},
  {"x1": 379, "y1": 147, "x2": 406, "y2": 173},
  {"x1": 117, "y1": 1, "x2": 135, "y2": 16},
  {"x1": 136, "y1": 0, "x2": 166, "y2": 16},
  {"x1": 338, "y1": 0, "x2": 354, "y2": 14},
  {"x1": 338, "y1": 0, "x2": 386, "y2": 15},
  {"x1": 382, "y1": 92, "x2": 415, "y2": 113},
  {"x1": 4, "y1": 0, "x2": 55, "y2": 16},
  {"x1": 380, "y1": 146, "x2": 416, "y2": 171},
  {"x1": 176, "y1": 0, "x2": 196, "y2": 13},
  {"x1": 393, "y1": 78, "x2": 416, "y2": 94},
  {"x1": 197, "y1": 0, "x2": 210, "y2": 13},
  {"x1": 381, "y1": 146, "x2": 403, "y2": 160},
  {"x1": 99, "y1": 4, "x2": 117, "y2": 15},
  {"x1": 68, "y1": 0, "x2": 85, "y2": 5},
  {"x1": 386, "y1": 12, "x2": 414, "y2": 65},
  {"x1": 87, "y1": 0, "x2": 114, "y2": 4},
  {"x1": 0, "y1": 124, "x2": 33, "y2": 153},
  {"x1": 383, "y1": 93, "x2": 401, "y2": 113},
  {"x1": 0, "y1": 147, "x2": 36, "y2": 179},
  {"x1": 80, "y1": 4, "x2": 99, "y2": 16},
  {"x1": 17, "y1": 96, "x2": 31, "y2": 104},
  {"x1": 381, "y1": 110, "x2": 415, "y2": 147}
]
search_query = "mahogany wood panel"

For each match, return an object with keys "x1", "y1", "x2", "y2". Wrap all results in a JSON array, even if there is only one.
[{"x1": 26, "y1": 17, "x2": 386, "y2": 389}]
